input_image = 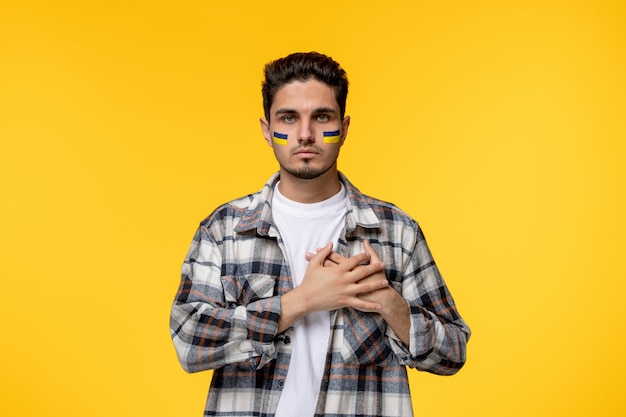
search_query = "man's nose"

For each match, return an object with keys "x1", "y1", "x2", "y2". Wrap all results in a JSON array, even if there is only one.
[{"x1": 297, "y1": 120, "x2": 315, "y2": 144}]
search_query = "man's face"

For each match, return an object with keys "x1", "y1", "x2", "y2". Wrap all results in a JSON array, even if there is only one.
[{"x1": 260, "y1": 79, "x2": 350, "y2": 181}]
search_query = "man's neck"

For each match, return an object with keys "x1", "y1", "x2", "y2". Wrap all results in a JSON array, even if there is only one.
[{"x1": 277, "y1": 168, "x2": 342, "y2": 204}]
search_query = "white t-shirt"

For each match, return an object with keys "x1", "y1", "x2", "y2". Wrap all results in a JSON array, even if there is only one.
[{"x1": 272, "y1": 183, "x2": 347, "y2": 417}]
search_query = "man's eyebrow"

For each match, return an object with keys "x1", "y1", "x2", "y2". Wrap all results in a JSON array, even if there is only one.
[
  {"x1": 274, "y1": 108, "x2": 298, "y2": 115},
  {"x1": 312, "y1": 107, "x2": 337, "y2": 114}
]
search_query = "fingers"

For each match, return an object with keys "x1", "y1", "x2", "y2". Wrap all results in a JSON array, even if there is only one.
[
  {"x1": 305, "y1": 247, "x2": 345, "y2": 260},
  {"x1": 309, "y1": 242, "x2": 333, "y2": 266},
  {"x1": 363, "y1": 239, "x2": 377, "y2": 261},
  {"x1": 305, "y1": 247, "x2": 345, "y2": 265},
  {"x1": 327, "y1": 251, "x2": 347, "y2": 264},
  {"x1": 300, "y1": 241, "x2": 388, "y2": 312},
  {"x1": 340, "y1": 252, "x2": 373, "y2": 273},
  {"x1": 363, "y1": 240, "x2": 384, "y2": 267},
  {"x1": 305, "y1": 241, "x2": 384, "y2": 272},
  {"x1": 356, "y1": 275, "x2": 389, "y2": 293},
  {"x1": 322, "y1": 258, "x2": 334, "y2": 267},
  {"x1": 352, "y1": 299, "x2": 382, "y2": 312}
]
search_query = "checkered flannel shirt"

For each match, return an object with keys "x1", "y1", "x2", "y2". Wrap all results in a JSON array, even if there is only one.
[{"x1": 171, "y1": 172, "x2": 470, "y2": 417}]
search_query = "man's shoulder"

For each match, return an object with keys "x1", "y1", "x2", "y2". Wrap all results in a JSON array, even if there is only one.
[
  {"x1": 199, "y1": 191, "x2": 261, "y2": 227},
  {"x1": 196, "y1": 173, "x2": 278, "y2": 234},
  {"x1": 349, "y1": 187, "x2": 418, "y2": 228}
]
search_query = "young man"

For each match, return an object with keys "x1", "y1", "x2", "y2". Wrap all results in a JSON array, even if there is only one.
[{"x1": 170, "y1": 52, "x2": 470, "y2": 417}]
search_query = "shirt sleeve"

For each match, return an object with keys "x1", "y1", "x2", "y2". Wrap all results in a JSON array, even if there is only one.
[
  {"x1": 170, "y1": 224, "x2": 282, "y2": 373},
  {"x1": 388, "y1": 226, "x2": 471, "y2": 375}
]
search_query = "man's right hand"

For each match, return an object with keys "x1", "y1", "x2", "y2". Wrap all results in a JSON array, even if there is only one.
[{"x1": 277, "y1": 243, "x2": 388, "y2": 332}]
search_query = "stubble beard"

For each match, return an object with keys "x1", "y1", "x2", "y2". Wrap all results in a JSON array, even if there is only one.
[{"x1": 280, "y1": 160, "x2": 336, "y2": 180}]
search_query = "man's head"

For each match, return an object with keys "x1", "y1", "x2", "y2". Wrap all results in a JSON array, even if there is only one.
[
  {"x1": 262, "y1": 52, "x2": 349, "y2": 122},
  {"x1": 259, "y1": 52, "x2": 351, "y2": 190}
]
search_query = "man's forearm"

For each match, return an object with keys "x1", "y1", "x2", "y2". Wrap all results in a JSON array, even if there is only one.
[
  {"x1": 376, "y1": 287, "x2": 411, "y2": 347},
  {"x1": 277, "y1": 287, "x2": 309, "y2": 333}
]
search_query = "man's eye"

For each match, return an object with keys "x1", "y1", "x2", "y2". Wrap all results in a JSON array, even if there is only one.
[
  {"x1": 316, "y1": 114, "x2": 330, "y2": 122},
  {"x1": 282, "y1": 115, "x2": 296, "y2": 123}
]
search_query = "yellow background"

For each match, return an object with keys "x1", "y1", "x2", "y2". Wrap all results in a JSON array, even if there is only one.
[{"x1": 1, "y1": 1, "x2": 624, "y2": 416}]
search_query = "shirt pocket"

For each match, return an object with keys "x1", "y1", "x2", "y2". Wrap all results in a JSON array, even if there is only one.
[{"x1": 222, "y1": 273, "x2": 276, "y2": 305}]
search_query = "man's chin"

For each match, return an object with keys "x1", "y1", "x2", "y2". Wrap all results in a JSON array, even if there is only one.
[
  {"x1": 281, "y1": 163, "x2": 334, "y2": 180},
  {"x1": 286, "y1": 169, "x2": 323, "y2": 180}
]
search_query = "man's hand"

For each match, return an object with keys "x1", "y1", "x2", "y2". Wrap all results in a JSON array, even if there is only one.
[
  {"x1": 304, "y1": 240, "x2": 412, "y2": 346},
  {"x1": 277, "y1": 242, "x2": 388, "y2": 333},
  {"x1": 305, "y1": 240, "x2": 394, "y2": 309},
  {"x1": 298, "y1": 242, "x2": 389, "y2": 312}
]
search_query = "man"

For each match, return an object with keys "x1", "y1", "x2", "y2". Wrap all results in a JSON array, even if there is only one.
[{"x1": 170, "y1": 52, "x2": 470, "y2": 417}]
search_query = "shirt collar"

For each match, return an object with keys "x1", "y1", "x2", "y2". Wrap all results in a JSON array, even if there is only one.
[{"x1": 234, "y1": 172, "x2": 381, "y2": 236}]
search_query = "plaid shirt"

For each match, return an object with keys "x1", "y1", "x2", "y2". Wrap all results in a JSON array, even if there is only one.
[{"x1": 171, "y1": 173, "x2": 470, "y2": 417}]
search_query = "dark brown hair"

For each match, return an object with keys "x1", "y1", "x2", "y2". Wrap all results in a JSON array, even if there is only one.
[{"x1": 262, "y1": 52, "x2": 349, "y2": 121}]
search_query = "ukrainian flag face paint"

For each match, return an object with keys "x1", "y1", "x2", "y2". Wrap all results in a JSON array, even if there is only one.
[
  {"x1": 323, "y1": 130, "x2": 341, "y2": 144},
  {"x1": 273, "y1": 131, "x2": 288, "y2": 146}
]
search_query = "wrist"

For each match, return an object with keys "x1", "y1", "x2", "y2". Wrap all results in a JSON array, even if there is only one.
[
  {"x1": 379, "y1": 288, "x2": 408, "y2": 321},
  {"x1": 278, "y1": 288, "x2": 310, "y2": 332}
]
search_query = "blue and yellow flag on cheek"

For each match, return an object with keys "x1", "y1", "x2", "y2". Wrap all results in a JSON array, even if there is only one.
[
  {"x1": 273, "y1": 132, "x2": 288, "y2": 146},
  {"x1": 323, "y1": 130, "x2": 341, "y2": 144}
]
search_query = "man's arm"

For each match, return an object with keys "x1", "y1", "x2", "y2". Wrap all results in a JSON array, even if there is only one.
[
  {"x1": 307, "y1": 237, "x2": 470, "y2": 376},
  {"x1": 170, "y1": 225, "x2": 283, "y2": 373},
  {"x1": 399, "y1": 227, "x2": 470, "y2": 375}
]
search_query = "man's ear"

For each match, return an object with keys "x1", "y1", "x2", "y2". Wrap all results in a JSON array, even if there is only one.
[
  {"x1": 260, "y1": 118, "x2": 273, "y2": 147},
  {"x1": 340, "y1": 116, "x2": 351, "y2": 145}
]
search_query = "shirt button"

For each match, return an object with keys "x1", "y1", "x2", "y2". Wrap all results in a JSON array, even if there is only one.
[{"x1": 283, "y1": 336, "x2": 291, "y2": 345}]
